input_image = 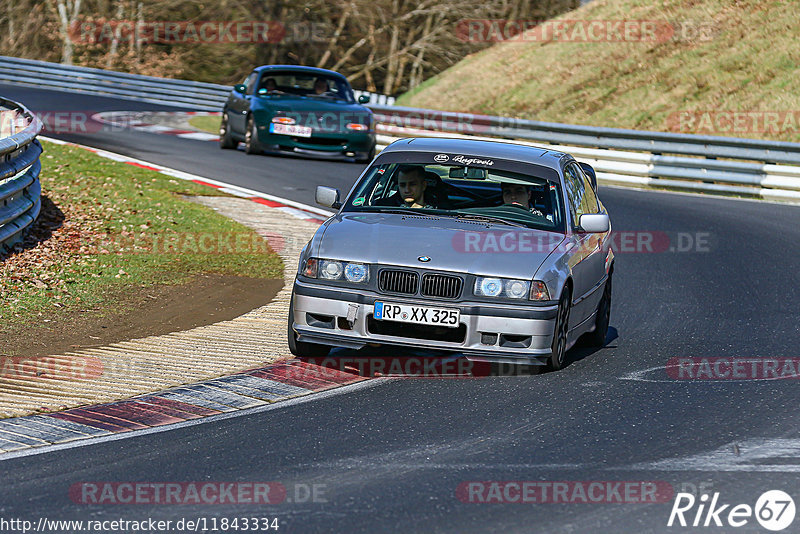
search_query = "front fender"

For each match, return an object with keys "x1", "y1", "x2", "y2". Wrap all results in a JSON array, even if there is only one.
[{"x1": 533, "y1": 248, "x2": 573, "y2": 303}]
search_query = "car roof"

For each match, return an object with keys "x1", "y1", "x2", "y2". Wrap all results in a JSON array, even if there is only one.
[
  {"x1": 380, "y1": 137, "x2": 568, "y2": 169},
  {"x1": 253, "y1": 65, "x2": 347, "y2": 80}
]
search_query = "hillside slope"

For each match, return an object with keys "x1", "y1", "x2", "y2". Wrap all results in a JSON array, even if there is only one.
[{"x1": 398, "y1": 0, "x2": 800, "y2": 142}]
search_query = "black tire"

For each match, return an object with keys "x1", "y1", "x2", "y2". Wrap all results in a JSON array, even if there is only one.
[
  {"x1": 546, "y1": 288, "x2": 572, "y2": 371},
  {"x1": 287, "y1": 294, "x2": 331, "y2": 358},
  {"x1": 357, "y1": 143, "x2": 376, "y2": 163},
  {"x1": 219, "y1": 112, "x2": 236, "y2": 149},
  {"x1": 585, "y1": 271, "x2": 612, "y2": 347},
  {"x1": 244, "y1": 115, "x2": 261, "y2": 155}
]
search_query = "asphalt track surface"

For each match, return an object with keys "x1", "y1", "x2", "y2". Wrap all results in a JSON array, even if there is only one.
[{"x1": 2, "y1": 84, "x2": 800, "y2": 533}]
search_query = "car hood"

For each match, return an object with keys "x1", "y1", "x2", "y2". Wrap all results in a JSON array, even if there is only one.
[{"x1": 316, "y1": 213, "x2": 565, "y2": 280}]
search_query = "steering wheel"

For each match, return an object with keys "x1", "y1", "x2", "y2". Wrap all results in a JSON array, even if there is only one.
[
  {"x1": 502, "y1": 203, "x2": 546, "y2": 217},
  {"x1": 502, "y1": 202, "x2": 530, "y2": 211}
]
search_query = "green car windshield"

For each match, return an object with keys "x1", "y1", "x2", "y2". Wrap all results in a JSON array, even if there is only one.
[
  {"x1": 257, "y1": 71, "x2": 355, "y2": 103},
  {"x1": 344, "y1": 163, "x2": 565, "y2": 233}
]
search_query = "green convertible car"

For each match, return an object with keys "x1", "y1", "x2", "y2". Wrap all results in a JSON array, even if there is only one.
[{"x1": 220, "y1": 65, "x2": 377, "y2": 163}]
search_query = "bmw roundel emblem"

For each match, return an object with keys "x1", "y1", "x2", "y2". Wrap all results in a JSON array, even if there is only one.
[{"x1": 418, "y1": 256, "x2": 431, "y2": 262}]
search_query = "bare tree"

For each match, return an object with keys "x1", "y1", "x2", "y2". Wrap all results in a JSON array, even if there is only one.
[
  {"x1": 1, "y1": 0, "x2": 580, "y2": 92},
  {"x1": 51, "y1": 0, "x2": 83, "y2": 64}
]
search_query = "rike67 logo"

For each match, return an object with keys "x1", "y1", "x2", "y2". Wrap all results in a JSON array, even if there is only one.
[{"x1": 668, "y1": 490, "x2": 795, "y2": 531}]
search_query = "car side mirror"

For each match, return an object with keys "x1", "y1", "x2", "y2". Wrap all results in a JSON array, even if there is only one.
[
  {"x1": 233, "y1": 84, "x2": 247, "y2": 94},
  {"x1": 316, "y1": 186, "x2": 341, "y2": 209},
  {"x1": 358, "y1": 94, "x2": 370, "y2": 104},
  {"x1": 578, "y1": 213, "x2": 609, "y2": 233},
  {"x1": 579, "y1": 162, "x2": 598, "y2": 191}
]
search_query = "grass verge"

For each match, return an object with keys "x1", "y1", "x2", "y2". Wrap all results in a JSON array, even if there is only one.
[
  {"x1": 0, "y1": 141, "x2": 283, "y2": 339},
  {"x1": 397, "y1": 0, "x2": 800, "y2": 142},
  {"x1": 189, "y1": 115, "x2": 222, "y2": 134}
]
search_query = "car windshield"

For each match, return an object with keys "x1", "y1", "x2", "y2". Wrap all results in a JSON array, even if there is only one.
[
  {"x1": 344, "y1": 162, "x2": 565, "y2": 233},
  {"x1": 256, "y1": 71, "x2": 355, "y2": 103}
]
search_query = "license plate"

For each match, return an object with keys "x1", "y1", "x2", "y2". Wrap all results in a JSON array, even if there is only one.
[
  {"x1": 269, "y1": 123, "x2": 312, "y2": 137},
  {"x1": 374, "y1": 301, "x2": 460, "y2": 328}
]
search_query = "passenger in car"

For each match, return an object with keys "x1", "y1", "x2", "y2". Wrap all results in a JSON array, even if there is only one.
[
  {"x1": 501, "y1": 182, "x2": 544, "y2": 216},
  {"x1": 314, "y1": 78, "x2": 329, "y2": 95}
]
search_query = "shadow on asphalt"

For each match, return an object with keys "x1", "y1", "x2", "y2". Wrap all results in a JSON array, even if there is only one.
[{"x1": 298, "y1": 326, "x2": 619, "y2": 379}]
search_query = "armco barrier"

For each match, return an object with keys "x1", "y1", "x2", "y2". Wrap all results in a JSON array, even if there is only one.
[
  {"x1": 0, "y1": 96, "x2": 43, "y2": 254},
  {"x1": 0, "y1": 56, "x2": 394, "y2": 110},
  {"x1": 2, "y1": 56, "x2": 799, "y2": 202},
  {"x1": 369, "y1": 110, "x2": 800, "y2": 202}
]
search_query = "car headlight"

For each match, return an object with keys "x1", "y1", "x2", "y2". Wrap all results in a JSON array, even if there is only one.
[
  {"x1": 346, "y1": 123, "x2": 368, "y2": 131},
  {"x1": 506, "y1": 280, "x2": 529, "y2": 299},
  {"x1": 272, "y1": 116, "x2": 295, "y2": 125},
  {"x1": 476, "y1": 277, "x2": 503, "y2": 297},
  {"x1": 344, "y1": 262, "x2": 368, "y2": 283},
  {"x1": 320, "y1": 260, "x2": 343, "y2": 279},
  {"x1": 302, "y1": 258, "x2": 369, "y2": 283},
  {"x1": 474, "y1": 277, "x2": 532, "y2": 299}
]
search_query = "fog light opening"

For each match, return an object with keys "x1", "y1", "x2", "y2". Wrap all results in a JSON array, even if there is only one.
[{"x1": 480, "y1": 333, "x2": 499, "y2": 345}]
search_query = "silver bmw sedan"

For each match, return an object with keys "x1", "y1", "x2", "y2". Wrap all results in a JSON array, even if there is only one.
[{"x1": 288, "y1": 137, "x2": 613, "y2": 371}]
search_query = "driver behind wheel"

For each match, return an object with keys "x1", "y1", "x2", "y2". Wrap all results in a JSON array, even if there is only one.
[
  {"x1": 397, "y1": 165, "x2": 434, "y2": 208},
  {"x1": 501, "y1": 182, "x2": 544, "y2": 216}
]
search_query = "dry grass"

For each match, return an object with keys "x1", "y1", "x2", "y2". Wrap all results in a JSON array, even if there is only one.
[{"x1": 398, "y1": 0, "x2": 800, "y2": 142}]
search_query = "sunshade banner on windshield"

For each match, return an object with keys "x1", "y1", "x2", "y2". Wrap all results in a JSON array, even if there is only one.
[{"x1": 372, "y1": 151, "x2": 561, "y2": 183}]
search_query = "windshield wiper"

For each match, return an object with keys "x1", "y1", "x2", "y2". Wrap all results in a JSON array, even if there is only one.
[
  {"x1": 363, "y1": 208, "x2": 431, "y2": 215},
  {"x1": 449, "y1": 213, "x2": 527, "y2": 227}
]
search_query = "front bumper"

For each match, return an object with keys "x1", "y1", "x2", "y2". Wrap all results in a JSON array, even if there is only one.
[
  {"x1": 256, "y1": 126, "x2": 375, "y2": 158},
  {"x1": 291, "y1": 280, "x2": 558, "y2": 365}
]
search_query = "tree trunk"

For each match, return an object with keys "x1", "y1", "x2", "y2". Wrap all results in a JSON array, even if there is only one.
[
  {"x1": 106, "y1": 0, "x2": 125, "y2": 70},
  {"x1": 408, "y1": 12, "x2": 434, "y2": 90},
  {"x1": 317, "y1": 2, "x2": 353, "y2": 69},
  {"x1": 53, "y1": 0, "x2": 82, "y2": 65}
]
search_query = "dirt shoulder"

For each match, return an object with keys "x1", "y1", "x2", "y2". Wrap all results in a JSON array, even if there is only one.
[{"x1": 2, "y1": 274, "x2": 282, "y2": 358}]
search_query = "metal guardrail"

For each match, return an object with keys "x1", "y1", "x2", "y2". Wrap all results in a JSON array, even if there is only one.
[
  {"x1": 369, "y1": 107, "x2": 800, "y2": 202},
  {"x1": 0, "y1": 96, "x2": 43, "y2": 254},
  {"x1": 2, "y1": 55, "x2": 798, "y2": 202},
  {"x1": 0, "y1": 56, "x2": 395, "y2": 111}
]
